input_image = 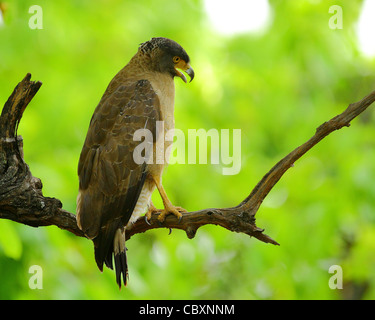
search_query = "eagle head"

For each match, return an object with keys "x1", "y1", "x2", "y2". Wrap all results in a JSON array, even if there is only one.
[{"x1": 139, "y1": 37, "x2": 194, "y2": 83}]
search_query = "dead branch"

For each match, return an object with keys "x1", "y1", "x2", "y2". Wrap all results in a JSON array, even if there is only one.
[{"x1": 1, "y1": 73, "x2": 374, "y2": 246}]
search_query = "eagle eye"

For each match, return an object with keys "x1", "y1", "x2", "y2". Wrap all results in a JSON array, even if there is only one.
[{"x1": 173, "y1": 56, "x2": 181, "y2": 63}]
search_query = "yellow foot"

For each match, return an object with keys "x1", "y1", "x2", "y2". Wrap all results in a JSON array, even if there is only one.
[
  {"x1": 145, "y1": 202, "x2": 159, "y2": 225},
  {"x1": 157, "y1": 205, "x2": 187, "y2": 223}
]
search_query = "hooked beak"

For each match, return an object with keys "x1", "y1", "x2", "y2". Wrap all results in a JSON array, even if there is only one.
[{"x1": 175, "y1": 62, "x2": 195, "y2": 83}]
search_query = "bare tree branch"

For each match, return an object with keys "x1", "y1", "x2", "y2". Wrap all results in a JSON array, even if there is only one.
[
  {"x1": 0, "y1": 74, "x2": 85, "y2": 237},
  {"x1": 1, "y1": 74, "x2": 374, "y2": 246}
]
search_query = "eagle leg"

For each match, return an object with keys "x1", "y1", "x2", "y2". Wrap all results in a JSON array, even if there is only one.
[{"x1": 153, "y1": 177, "x2": 187, "y2": 223}]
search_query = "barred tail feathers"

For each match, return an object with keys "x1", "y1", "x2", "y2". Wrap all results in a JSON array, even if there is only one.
[
  {"x1": 113, "y1": 228, "x2": 128, "y2": 288},
  {"x1": 93, "y1": 224, "x2": 128, "y2": 288}
]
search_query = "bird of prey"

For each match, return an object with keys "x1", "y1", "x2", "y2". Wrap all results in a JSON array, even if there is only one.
[{"x1": 76, "y1": 37, "x2": 194, "y2": 288}]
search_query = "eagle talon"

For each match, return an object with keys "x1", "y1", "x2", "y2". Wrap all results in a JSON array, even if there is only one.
[
  {"x1": 145, "y1": 215, "x2": 152, "y2": 226},
  {"x1": 157, "y1": 205, "x2": 184, "y2": 224},
  {"x1": 157, "y1": 211, "x2": 167, "y2": 223},
  {"x1": 144, "y1": 202, "x2": 159, "y2": 226}
]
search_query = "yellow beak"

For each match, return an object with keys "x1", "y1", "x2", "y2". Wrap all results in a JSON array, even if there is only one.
[{"x1": 175, "y1": 61, "x2": 194, "y2": 83}]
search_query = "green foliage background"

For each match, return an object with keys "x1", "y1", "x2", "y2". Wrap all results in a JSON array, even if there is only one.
[{"x1": 1, "y1": 0, "x2": 375, "y2": 299}]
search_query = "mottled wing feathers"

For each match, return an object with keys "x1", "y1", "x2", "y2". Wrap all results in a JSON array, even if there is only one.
[{"x1": 77, "y1": 80, "x2": 160, "y2": 269}]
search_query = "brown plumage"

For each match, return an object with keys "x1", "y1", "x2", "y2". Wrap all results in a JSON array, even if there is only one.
[{"x1": 76, "y1": 37, "x2": 194, "y2": 288}]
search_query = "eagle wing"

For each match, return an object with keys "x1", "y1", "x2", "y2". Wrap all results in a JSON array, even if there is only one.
[{"x1": 77, "y1": 79, "x2": 160, "y2": 270}]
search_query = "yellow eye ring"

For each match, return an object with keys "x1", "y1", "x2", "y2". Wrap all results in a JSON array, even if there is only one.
[{"x1": 173, "y1": 56, "x2": 180, "y2": 63}]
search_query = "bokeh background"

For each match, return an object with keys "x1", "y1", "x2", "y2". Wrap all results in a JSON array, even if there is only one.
[{"x1": 1, "y1": 0, "x2": 375, "y2": 300}]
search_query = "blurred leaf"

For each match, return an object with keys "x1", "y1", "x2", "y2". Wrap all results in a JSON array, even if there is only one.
[{"x1": 0, "y1": 221, "x2": 23, "y2": 260}]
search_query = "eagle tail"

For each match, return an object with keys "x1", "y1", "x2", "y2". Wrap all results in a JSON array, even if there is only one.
[
  {"x1": 113, "y1": 227, "x2": 128, "y2": 288},
  {"x1": 93, "y1": 224, "x2": 128, "y2": 288}
]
